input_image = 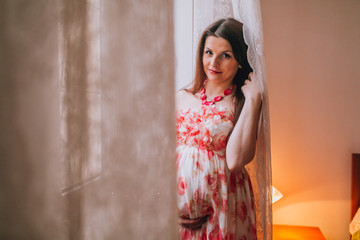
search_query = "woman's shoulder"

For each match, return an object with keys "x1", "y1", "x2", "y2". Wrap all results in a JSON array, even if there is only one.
[
  {"x1": 176, "y1": 88, "x2": 187, "y2": 96},
  {"x1": 176, "y1": 89, "x2": 199, "y2": 111},
  {"x1": 176, "y1": 89, "x2": 192, "y2": 100}
]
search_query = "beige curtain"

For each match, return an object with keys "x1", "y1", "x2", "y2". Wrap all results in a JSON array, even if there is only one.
[
  {"x1": 0, "y1": 1, "x2": 64, "y2": 239},
  {"x1": 0, "y1": 0, "x2": 176, "y2": 239}
]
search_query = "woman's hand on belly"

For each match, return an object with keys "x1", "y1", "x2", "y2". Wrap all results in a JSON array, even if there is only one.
[{"x1": 178, "y1": 215, "x2": 209, "y2": 230}]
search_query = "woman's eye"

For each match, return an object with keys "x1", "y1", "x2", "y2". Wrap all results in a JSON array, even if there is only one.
[
  {"x1": 205, "y1": 50, "x2": 212, "y2": 55},
  {"x1": 222, "y1": 53, "x2": 231, "y2": 58}
]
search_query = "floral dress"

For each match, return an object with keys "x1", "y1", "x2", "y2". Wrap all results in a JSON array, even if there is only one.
[{"x1": 176, "y1": 105, "x2": 257, "y2": 240}]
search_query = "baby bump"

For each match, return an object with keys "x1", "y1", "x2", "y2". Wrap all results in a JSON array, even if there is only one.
[{"x1": 176, "y1": 147, "x2": 228, "y2": 219}]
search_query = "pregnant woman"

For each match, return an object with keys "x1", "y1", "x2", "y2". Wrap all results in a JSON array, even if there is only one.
[{"x1": 176, "y1": 18, "x2": 262, "y2": 240}]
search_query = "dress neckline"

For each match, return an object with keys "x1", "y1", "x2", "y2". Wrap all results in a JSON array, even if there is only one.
[{"x1": 177, "y1": 104, "x2": 234, "y2": 117}]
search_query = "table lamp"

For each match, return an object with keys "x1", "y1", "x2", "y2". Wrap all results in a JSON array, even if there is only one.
[
  {"x1": 350, "y1": 207, "x2": 360, "y2": 240},
  {"x1": 272, "y1": 186, "x2": 283, "y2": 204}
]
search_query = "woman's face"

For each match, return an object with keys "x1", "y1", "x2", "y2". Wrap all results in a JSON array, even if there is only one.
[{"x1": 202, "y1": 36, "x2": 240, "y2": 85}]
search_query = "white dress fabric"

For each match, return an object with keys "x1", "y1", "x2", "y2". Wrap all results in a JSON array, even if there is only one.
[{"x1": 177, "y1": 105, "x2": 257, "y2": 240}]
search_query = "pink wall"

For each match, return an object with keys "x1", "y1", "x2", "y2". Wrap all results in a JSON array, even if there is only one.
[{"x1": 261, "y1": 0, "x2": 360, "y2": 239}]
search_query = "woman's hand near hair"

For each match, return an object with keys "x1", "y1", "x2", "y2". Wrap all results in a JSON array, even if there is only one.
[
  {"x1": 241, "y1": 73, "x2": 262, "y2": 108},
  {"x1": 226, "y1": 72, "x2": 262, "y2": 172}
]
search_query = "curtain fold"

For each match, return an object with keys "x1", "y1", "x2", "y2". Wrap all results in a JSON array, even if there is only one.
[
  {"x1": 193, "y1": 1, "x2": 272, "y2": 239},
  {"x1": 1, "y1": 0, "x2": 177, "y2": 239},
  {"x1": 0, "y1": 1, "x2": 65, "y2": 238},
  {"x1": 60, "y1": 0, "x2": 177, "y2": 238}
]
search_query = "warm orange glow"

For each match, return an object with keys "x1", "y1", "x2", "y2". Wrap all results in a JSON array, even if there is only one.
[
  {"x1": 273, "y1": 225, "x2": 326, "y2": 240},
  {"x1": 272, "y1": 186, "x2": 283, "y2": 204}
]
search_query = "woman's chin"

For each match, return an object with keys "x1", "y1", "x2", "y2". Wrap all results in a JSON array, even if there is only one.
[{"x1": 206, "y1": 74, "x2": 221, "y2": 80}]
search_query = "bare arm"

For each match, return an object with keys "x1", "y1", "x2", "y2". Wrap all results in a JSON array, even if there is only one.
[{"x1": 226, "y1": 73, "x2": 262, "y2": 172}]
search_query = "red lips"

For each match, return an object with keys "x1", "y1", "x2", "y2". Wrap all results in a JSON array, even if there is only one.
[{"x1": 208, "y1": 69, "x2": 221, "y2": 74}]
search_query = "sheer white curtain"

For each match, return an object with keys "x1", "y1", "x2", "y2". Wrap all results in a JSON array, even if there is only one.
[
  {"x1": 59, "y1": 0, "x2": 177, "y2": 238},
  {"x1": 193, "y1": 1, "x2": 272, "y2": 239},
  {"x1": 1, "y1": 0, "x2": 176, "y2": 239}
]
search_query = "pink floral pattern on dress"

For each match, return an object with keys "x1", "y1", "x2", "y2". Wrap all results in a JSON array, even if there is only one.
[{"x1": 176, "y1": 105, "x2": 257, "y2": 240}]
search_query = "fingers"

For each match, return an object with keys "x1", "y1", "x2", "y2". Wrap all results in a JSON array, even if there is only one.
[
  {"x1": 244, "y1": 79, "x2": 251, "y2": 85},
  {"x1": 179, "y1": 216, "x2": 208, "y2": 224},
  {"x1": 179, "y1": 215, "x2": 209, "y2": 230},
  {"x1": 244, "y1": 72, "x2": 253, "y2": 86},
  {"x1": 180, "y1": 221, "x2": 204, "y2": 230},
  {"x1": 241, "y1": 73, "x2": 261, "y2": 101},
  {"x1": 179, "y1": 217, "x2": 198, "y2": 225}
]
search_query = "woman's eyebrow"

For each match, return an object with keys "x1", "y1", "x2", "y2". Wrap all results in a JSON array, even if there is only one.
[
  {"x1": 204, "y1": 47, "x2": 233, "y2": 54},
  {"x1": 222, "y1": 50, "x2": 233, "y2": 53}
]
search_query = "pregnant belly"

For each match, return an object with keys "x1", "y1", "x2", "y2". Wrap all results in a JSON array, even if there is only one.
[
  {"x1": 178, "y1": 196, "x2": 214, "y2": 218},
  {"x1": 177, "y1": 146, "x2": 226, "y2": 220}
]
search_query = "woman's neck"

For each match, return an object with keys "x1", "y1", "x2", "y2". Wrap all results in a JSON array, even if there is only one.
[{"x1": 204, "y1": 80, "x2": 233, "y2": 99}]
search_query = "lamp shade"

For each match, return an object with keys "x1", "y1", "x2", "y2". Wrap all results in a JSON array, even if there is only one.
[
  {"x1": 350, "y1": 208, "x2": 360, "y2": 236},
  {"x1": 272, "y1": 186, "x2": 283, "y2": 204}
]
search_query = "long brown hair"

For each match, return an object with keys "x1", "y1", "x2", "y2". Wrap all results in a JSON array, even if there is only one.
[{"x1": 188, "y1": 18, "x2": 252, "y2": 122}]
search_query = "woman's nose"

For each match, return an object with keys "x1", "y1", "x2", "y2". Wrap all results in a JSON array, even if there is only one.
[{"x1": 210, "y1": 56, "x2": 219, "y2": 67}]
